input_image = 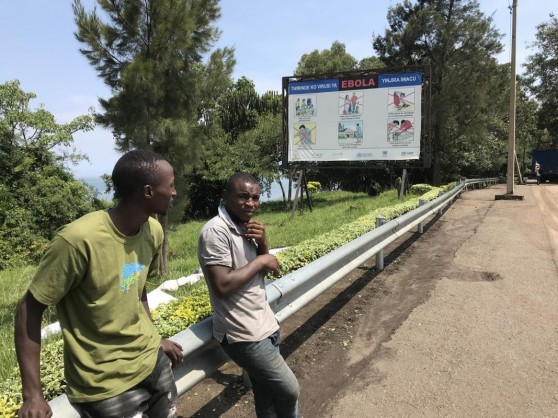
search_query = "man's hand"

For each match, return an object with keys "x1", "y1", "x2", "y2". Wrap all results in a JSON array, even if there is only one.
[
  {"x1": 259, "y1": 254, "x2": 280, "y2": 277},
  {"x1": 244, "y1": 220, "x2": 267, "y2": 249},
  {"x1": 160, "y1": 339, "x2": 183, "y2": 368},
  {"x1": 18, "y1": 396, "x2": 52, "y2": 418}
]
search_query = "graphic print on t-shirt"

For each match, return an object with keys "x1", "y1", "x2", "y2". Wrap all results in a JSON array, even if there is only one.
[{"x1": 121, "y1": 262, "x2": 145, "y2": 293}]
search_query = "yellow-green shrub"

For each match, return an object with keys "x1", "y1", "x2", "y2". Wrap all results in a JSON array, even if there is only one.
[
  {"x1": 152, "y1": 288, "x2": 212, "y2": 338},
  {"x1": 409, "y1": 183, "x2": 434, "y2": 195},
  {"x1": 307, "y1": 181, "x2": 321, "y2": 192},
  {"x1": 0, "y1": 396, "x2": 18, "y2": 417},
  {"x1": 273, "y1": 187, "x2": 442, "y2": 276}
]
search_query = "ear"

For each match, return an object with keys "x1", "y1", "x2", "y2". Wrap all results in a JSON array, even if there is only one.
[
  {"x1": 221, "y1": 189, "x2": 228, "y2": 202},
  {"x1": 143, "y1": 185, "x2": 153, "y2": 200}
]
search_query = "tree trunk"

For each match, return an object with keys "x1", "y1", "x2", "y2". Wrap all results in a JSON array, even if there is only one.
[
  {"x1": 287, "y1": 173, "x2": 293, "y2": 209},
  {"x1": 431, "y1": 124, "x2": 442, "y2": 186},
  {"x1": 160, "y1": 214, "x2": 169, "y2": 276},
  {"x1": 278, "y1": 179, "x2": 287, "y2": 207}
]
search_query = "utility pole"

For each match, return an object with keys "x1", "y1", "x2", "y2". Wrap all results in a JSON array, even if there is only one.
[
  {"x1": 506, "y1": 0, "x2": 518, "y2": 195},
  {"x1": 497, "y1": 0, "x2": 523, "y2": 200}
]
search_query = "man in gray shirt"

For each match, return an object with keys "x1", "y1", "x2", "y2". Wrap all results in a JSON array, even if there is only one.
[{"x1": 197, "y1": 172, "x2": 299, "y2": 418}]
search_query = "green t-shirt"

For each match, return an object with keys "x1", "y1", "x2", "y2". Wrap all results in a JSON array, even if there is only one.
[{"x1": 29, "y1": 210, "x2": 163, "y2": 402}]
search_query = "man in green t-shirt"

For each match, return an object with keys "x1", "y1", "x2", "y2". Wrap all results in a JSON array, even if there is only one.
[{"x1": 15, "y1": 150, "x2": 183, "y2": 418}]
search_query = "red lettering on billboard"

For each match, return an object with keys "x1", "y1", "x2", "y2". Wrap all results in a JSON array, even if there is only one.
[{"x1": 340, "y1": 76, "x2": 377, "y2": 90}]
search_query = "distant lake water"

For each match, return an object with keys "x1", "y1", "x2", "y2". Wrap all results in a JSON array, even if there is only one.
[
  {"x1": 80, "y1": 177, "x2": 288, "y2": 202},
  {"x1": 80, "y1": 177, "x2": 113, "y2": 200},
  {"x1": 262, "y1": 179, "x2": 287, "y2": 202}
]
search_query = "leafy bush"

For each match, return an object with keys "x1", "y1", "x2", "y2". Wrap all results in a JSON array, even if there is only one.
[
  {"x1": 151, "y1": 285, "x2": 212, "y2": 338},
  {"x1": 272, "y1": 187, "x2": 442, "y2": 276},
  {"x1": 0, "y1": 205, "x2": 49, "y2": 269},
  {"x1": 0, "y1": 338, "x2": 64, "y2": 415},
  {"x1": 182, "y1": 173, "x2": 222, "y2": 221},
  {"x1": 307, "y1": 181, "x2": 321, "y2": 192},
  {"x1": 442, "y1": 181, "x2": 457, "y2": 191},
  {"x1": 0, "y1": 396, "x2": 18, "y2": 418},
  {"x1": 409, "y1": 183, "x2": 434, "y2": 195}
]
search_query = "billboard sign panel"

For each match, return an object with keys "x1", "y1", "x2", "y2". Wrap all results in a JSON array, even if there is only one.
[{"x1": 285, "y1": 71, "x2": 423, "y2": 163}]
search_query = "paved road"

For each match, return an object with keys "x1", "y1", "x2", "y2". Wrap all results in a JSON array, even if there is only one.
[
  {"x1": 177, "y1": 183, "x2": 558, "y2": 417},
  {"x1": 325, "y1": 183, "x2": 558, "y2": 417}
]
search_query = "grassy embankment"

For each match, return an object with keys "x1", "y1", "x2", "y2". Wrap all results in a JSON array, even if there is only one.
[{"x1": 0, "y1": 189, "x2": 408, "y2": 381}]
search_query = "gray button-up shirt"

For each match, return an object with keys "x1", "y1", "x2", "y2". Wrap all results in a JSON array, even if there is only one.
[{"x1": 197, "y1": 205, "x2": 279, "y2": 342}]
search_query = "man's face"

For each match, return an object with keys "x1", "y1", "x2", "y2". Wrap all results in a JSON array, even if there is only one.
[
  {"x1": 223, "y1": 180, "x2": 261, "y2": 223},
  {"x1": 148, "y1": 160, "x2": 176, "y2": 216}
]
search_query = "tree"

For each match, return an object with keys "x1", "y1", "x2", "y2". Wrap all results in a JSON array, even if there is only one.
[
  {"x1": 73, "y1": 0, "x2": 235, "y2": 274},
  {"x1": 295, "y1": 41, "x2": 358, "y2": 76},
  {"x1": 357, "y1": 56, "x2": 385, "y2": 70},
  {"x1": 183, "y1": 79, "x2": 285, "y2": 219},
  {"x1": 524, "y1": 14, "x2": 558, "y2": 144},
  {"x1": 515, "y1": 77, "x2": 552, "y2": 174},
  {"x1": 215, "y1": 77, "x2": 260, "y2": 142},
  {"x1": 373, "y1": 0, "x2": 505, "y2": 184},
  {"x1": 73, "y1": 0, "x2": 234, "y2": 158},
  {"x1": 0, "y1": 81, "x2": 99, "y2": 269}
]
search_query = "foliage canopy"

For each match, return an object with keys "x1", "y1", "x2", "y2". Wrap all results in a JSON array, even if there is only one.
[{"x1": 0, "y1": 81, "x2": 102, "y2": 269}]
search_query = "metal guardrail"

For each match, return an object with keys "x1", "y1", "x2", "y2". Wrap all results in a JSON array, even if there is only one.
[{"x1": 48, "y1": 178, "x2": 499, "y2": 416}]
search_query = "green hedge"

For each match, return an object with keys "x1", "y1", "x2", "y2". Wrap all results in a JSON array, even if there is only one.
[
  {"x1": 152, "y1": 283, "x2": 212, "y2": 338},
  {"x1": 0, "y1": 184, "x2": 454, "y2": 413},
  {"x1": 273, "y1": 189, "x2": 441, "y2": 275},
  {"x1": 409, "y1": 183, "x2": 434, "y2": 195}
]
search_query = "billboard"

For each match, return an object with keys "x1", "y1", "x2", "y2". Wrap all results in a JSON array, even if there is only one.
[{"x1": 284, "y1": 69, "x2": 426, "y2": 164}]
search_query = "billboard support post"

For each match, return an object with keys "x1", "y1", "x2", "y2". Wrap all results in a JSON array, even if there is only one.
[
  {"x1": 290, "y1": 169, "x2": 304, "y2": 220},
  {"x1": 399, "y1": 168, "x2": 408, "y2": 200}
]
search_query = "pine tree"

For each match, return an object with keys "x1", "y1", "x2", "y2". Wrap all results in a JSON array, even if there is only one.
[
  {"x1": 73, "y1": 0, "x2": 235, "y2": 273},
  {"x1": 373, "y1": 0, "x2": 505, "y2": 184}
]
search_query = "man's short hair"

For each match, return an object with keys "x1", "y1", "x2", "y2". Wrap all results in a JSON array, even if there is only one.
[
  {"x1": 112, "y1": 149, "x2": 167, "y2": 200},
  {"x1": 225, "y1": 172, "x2": 260, "y2": 193}
]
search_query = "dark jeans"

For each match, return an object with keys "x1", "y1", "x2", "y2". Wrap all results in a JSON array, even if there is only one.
[
  {"x1": 71, "y1": 348, "x2": 177, "y2": 418},
  {"x1": 221, "y1": 330, "x2": 299, "y2": 418}
]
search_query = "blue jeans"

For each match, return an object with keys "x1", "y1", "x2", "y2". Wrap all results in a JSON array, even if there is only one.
[{"x1": 221, "y1": 330, "x2": 299, "y2": 418}]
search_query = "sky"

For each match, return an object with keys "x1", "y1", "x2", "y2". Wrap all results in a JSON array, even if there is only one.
[{"x1": 0, "y1": 0, "x2": 555, "y2": 179}]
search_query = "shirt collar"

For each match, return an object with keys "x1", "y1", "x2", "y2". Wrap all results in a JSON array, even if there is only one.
[{"x1": 218, "y1": 203, "x2": 244, "y2": 235}]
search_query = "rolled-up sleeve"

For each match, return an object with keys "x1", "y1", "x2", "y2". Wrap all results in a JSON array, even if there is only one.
[{"x1": 198, "y1": 224, "x2": 233, "y2": 268}]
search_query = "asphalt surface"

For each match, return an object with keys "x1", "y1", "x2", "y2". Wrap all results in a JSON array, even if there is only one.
[{"x1": 326, "y1": 183, "x2": 558, "y2": 417}]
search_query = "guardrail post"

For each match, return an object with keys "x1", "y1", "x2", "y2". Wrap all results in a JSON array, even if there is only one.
[
  {"x1": 437, "y1": 191, "x2": 444, "y2": 215},
  {"x1": 375, "y1": 216, "x2": 386, "y2": 270},
  {"x1": 418, "y1": 199, "x2": 425, "y2": 233}
]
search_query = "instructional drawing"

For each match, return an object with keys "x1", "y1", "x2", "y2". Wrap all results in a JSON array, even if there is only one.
[
  {"x1": 295, "y1": 95, "x2": 317, "y2": 117},
  {"x1": 387, "y1": 118, "x2": 414, "y2": 142},
  {"x1": 338, "y1": 91, "x2": 364, "y2": 115},
  {"x1": 294, "y1": 122, "x2": 316, "y2": 145},
  {"x1": 338, "y1": 120, "x2": 364, "y2": 145},
  {"x1": 387, "y1": 88, "x2": 415, "y2": 112}
]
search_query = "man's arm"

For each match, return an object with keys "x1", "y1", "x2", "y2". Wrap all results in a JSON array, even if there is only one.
[
  {"x1": 205, "y1": 219, "x2": 280, "y2": 298},
  {"x1": 140, "y1": 287, "x2": 183, "y2": 367},
  {"x1": 205, "y1": 254, "x2": 280, "y2": 299},
  {"x1": 14, "y1": 291, "x2": 52, "y2": 417}
]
